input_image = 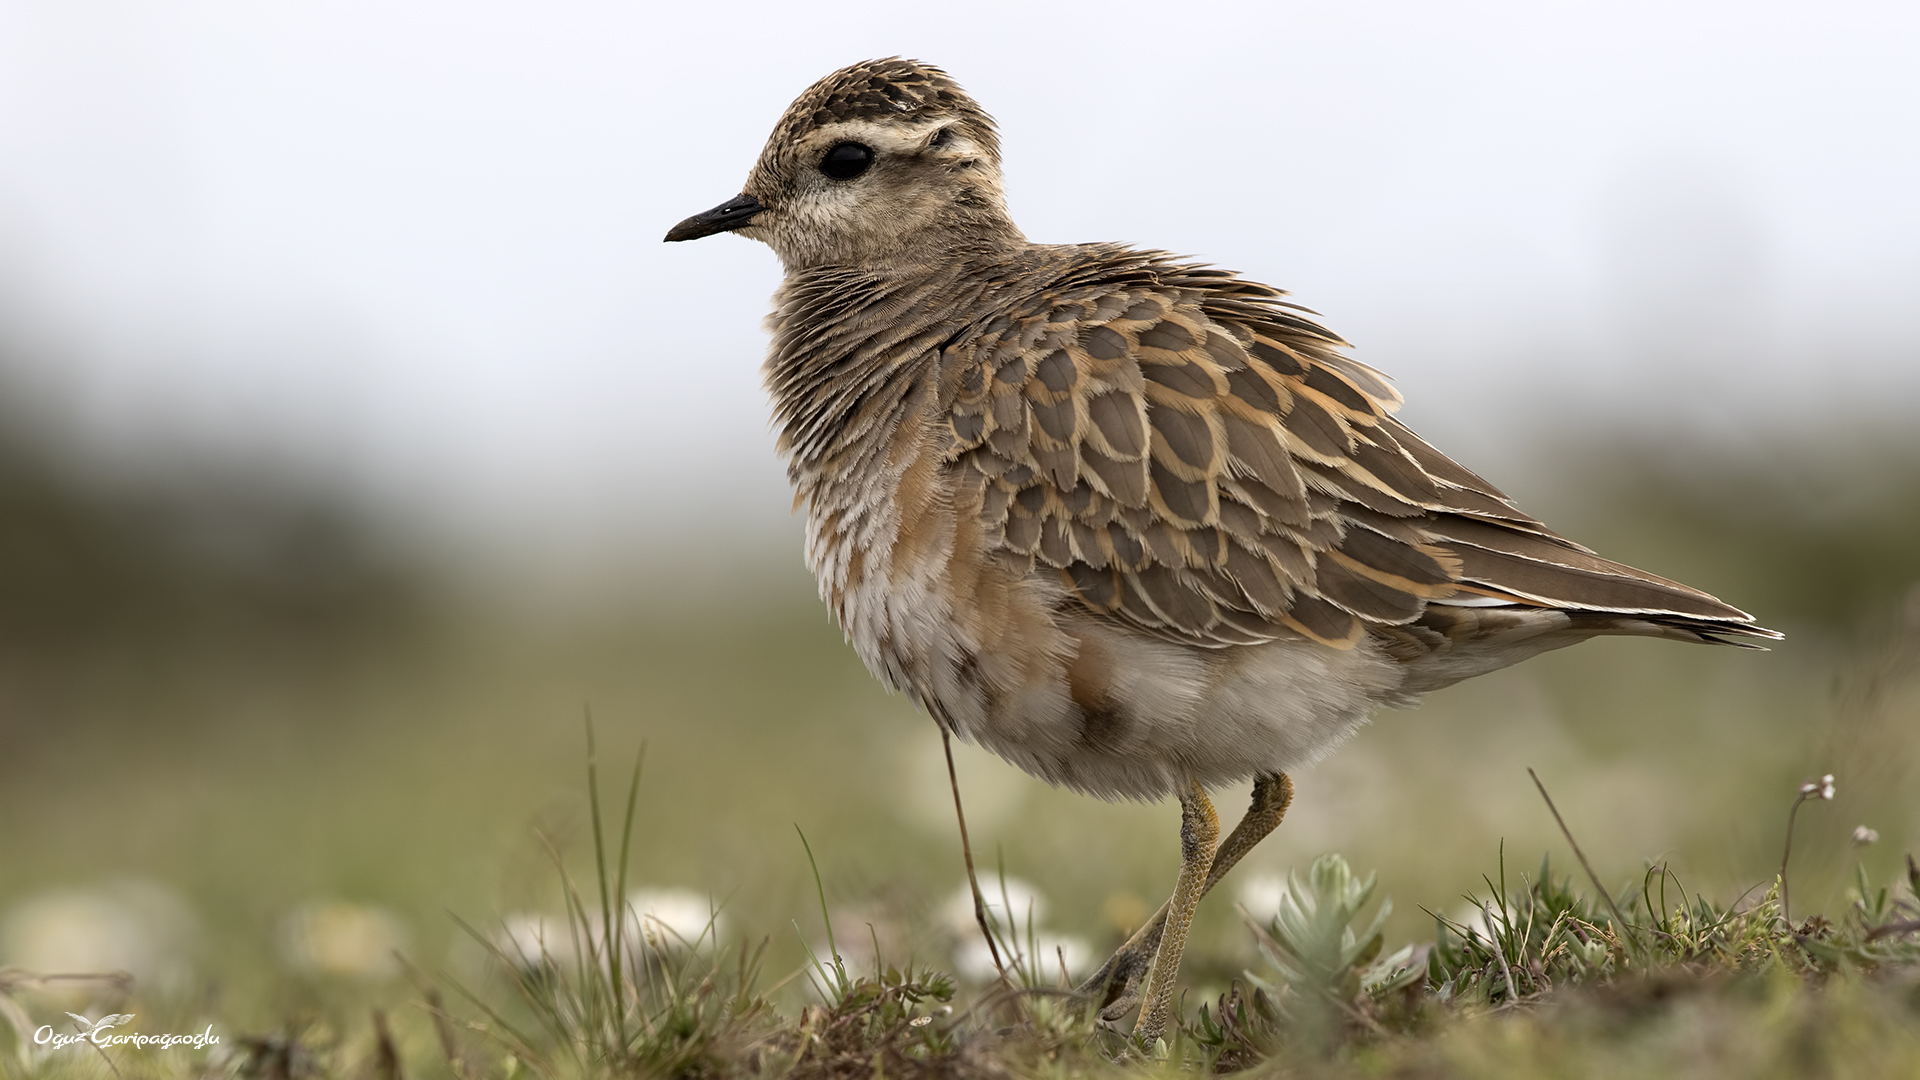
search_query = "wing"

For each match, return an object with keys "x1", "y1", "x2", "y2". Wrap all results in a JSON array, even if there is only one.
[{"x1": 943, "y1": 248, "x2": 1775, "y2": 650}]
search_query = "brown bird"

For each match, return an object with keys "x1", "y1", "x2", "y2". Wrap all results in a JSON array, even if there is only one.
[{"x1": 666, "y1": 58, "x2": 1776, "y2": 1043}]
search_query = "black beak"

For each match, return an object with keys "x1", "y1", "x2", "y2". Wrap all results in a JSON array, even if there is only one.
[{"x1": 664, "y1": 193, "x2": 764, "y2": 242}]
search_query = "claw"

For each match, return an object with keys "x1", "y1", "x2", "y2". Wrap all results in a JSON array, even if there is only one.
[
  {"x1": 1079, "y1": 932, "x2": 1157, "y2": 1016},
  {"x1": 1097, "y1": 991, "x2": 1140, "y2": 1025}
]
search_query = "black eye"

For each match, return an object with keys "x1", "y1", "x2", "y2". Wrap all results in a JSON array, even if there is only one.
[{"x1": 819, "y1": 142, "x2": 874, "y2": 180}]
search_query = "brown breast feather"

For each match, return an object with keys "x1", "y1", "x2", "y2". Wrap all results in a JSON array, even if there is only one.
[{"x1": 941, "y1": 246, "x2": 1779, "y2": 652}]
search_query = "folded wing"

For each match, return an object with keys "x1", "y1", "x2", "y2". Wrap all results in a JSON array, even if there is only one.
[{"x1": 942, "y1": 247, "x2": 1777, "y2": 651}]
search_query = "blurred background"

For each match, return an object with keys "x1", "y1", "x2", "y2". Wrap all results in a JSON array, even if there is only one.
[{"x1": 1, "y1": 0, "x2": 1916, "y2": 1031}]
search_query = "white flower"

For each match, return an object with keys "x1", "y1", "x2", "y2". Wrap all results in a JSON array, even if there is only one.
[
  {"x1": 279, "y1": 902, "x2": 409, "y2": 979},
  {"x1": 489, "y1": 888, "x2": 719, "y2": 976},
  {"x1": 1, "y1": 880, "x2": 198, "y2": 994},
  {"x1": 942, "y1": 879, "x2": 1080, "y2": 983},
  {"x1": 625, "y1": 888, "x2": 722, "y2": 949},
  {"x1": 494, "y1": 912, "x2": 576, "y2": 968},
  {"x1": 1799, "y1": 774, "x2": 1836, "y2": 800},
  {"x1": 942, "y1": 879, "x2": 1045, "y2": 937},
  {"x1": 1237, "y1": 873, "x2": 1287, "y2": 920},
  {"x1": 1852, "y1": 825, "x2": 1879, "y2": 846},
  {"x1": 953, "y1": 931, "x2": 1088, "y2": 982}
]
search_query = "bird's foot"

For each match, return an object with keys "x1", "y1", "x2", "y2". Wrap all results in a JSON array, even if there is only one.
[{"x1": 1077, "y1": 916, "x2": 1163, "y2": 1026}]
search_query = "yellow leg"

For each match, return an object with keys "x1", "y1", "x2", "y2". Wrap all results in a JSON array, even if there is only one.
[
  {"x1": 1080, "y1": 774, "x2": 1293, "y2": 1022},
  {"x1": 1208, "y1": 773, "x2": 1294, "y2": 887},
  {"x1": 1133, "y1": 778, "x2": 1220, "y2": 1046}
]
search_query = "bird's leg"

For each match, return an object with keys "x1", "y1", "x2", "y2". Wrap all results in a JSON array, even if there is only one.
[
  {"x1": 1131, "y1": 778, "x2": 1220, "y2": 1046},
  {"x1": 1208, "y1": 772, "x2": 1294, "y2": 891},
  {"x1": 1080, "y1": 773, "x2": 1293, "y2": 1024}
]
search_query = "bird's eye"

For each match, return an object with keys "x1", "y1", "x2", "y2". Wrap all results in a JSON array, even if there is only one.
[{"x1": 819, "y1": 142, "x2": 875, "y2": 180}]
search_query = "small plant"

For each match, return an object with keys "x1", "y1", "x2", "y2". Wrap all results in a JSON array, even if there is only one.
[
  {"x1": 1797, "y1": 859, "x2": 1920, "y2": 969},
  {"x1": 789, "y1": 827, "x2": 963, "y2": 1073},
  {"x1": 1203, "y1": 853, "x2": 1424, "y2": 1059},
  {"x1": 775, "y1": 961, "x2": 961, "y2": 1080},
  {"x1": 1780, "y1": 773, "x2": 1837, "y2": 924},
  {"x1": 1425, "y1": 845, "x2": 1920, "y2": 1010},
  {"x1": 1426, "y1": 848, "x2": 1627, "y2": 1006},
  {"x1": 1247, "y1": 854, "x2": 1422, "y2": 1008},
  {"x1": 440, "y1": 723, "x2": 777, "y2": 1078}
]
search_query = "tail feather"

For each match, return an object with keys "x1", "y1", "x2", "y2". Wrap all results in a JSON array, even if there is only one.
[
  {"x1": 1411, "y1": 514, "x2": 1779, "y2": 647},
  {"x1": 1562, "y1": 611, "x2": 1782, "y2": 649},
  {"x1": 1425, "y1": 516, "x2": 1754, "y2": 621}
]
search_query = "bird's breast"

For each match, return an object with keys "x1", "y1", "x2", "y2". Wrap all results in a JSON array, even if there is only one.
[{"x1": 798, "y1": 401, "x2": 1071, "y2": 723}]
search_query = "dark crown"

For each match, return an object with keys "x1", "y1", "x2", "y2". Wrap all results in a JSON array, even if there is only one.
[{"x1": 774, "y1": 58, "x2": 999, "y2": 158}]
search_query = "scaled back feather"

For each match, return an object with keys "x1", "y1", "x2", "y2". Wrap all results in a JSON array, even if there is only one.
[{"x1": 936, "y1": 247, "x2": 1776, "y2": 650}]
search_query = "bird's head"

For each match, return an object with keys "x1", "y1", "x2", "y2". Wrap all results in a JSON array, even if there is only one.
[{"x1": 665, "y1": 58, "x2": 1020, "y2": 271}]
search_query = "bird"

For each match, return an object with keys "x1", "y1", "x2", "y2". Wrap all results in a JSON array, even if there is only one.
[{"x1": 664, "y1": 57, "x2": 1777, "y2": 1044}]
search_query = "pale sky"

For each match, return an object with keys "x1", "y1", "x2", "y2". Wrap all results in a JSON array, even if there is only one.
[{"x1": 1, "y1": 0, "x2": 1915, "y2": 569}]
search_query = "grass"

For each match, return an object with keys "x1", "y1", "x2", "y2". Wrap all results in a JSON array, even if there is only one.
[{"x1": 7, "y1": 736, "x2": 1917, "y2": 1080}]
